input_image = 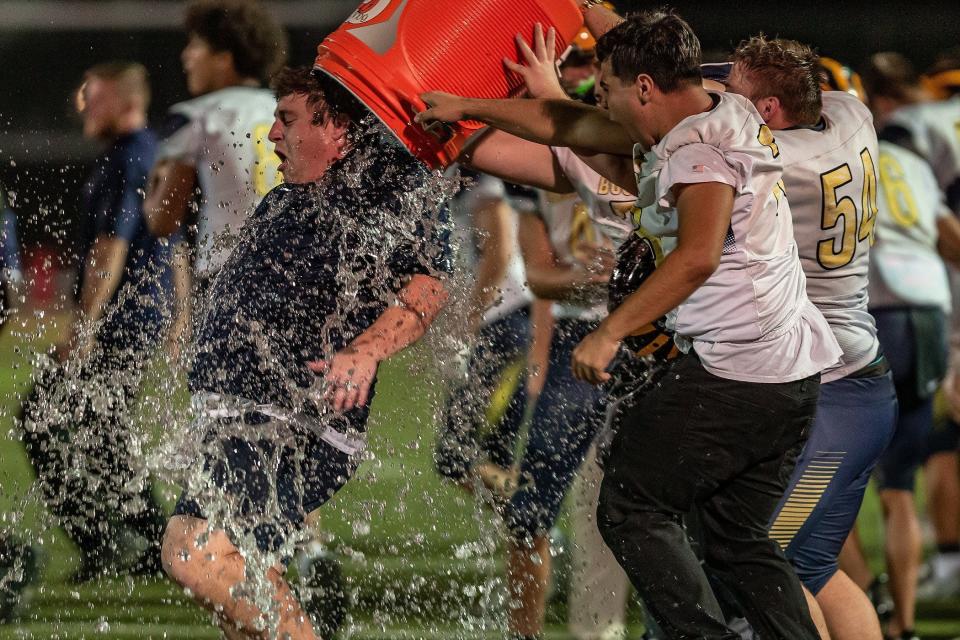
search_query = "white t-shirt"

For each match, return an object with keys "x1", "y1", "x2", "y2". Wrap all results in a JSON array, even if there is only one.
[
  {"x1": 869, "y1": 140, "x2": 952, "y2": 312},
  {"x1": 157, "y1": 86, "x2": 281, "y2": 275},
  {"x1": 649, "y1": 92, "x2": 841, "y2": 382},
  {"x1": 774, "y1": 91, "x2": 881, "y2": 382},
  {"x1": 450, "y1": 173, "x2": 531, "y2": 324}
]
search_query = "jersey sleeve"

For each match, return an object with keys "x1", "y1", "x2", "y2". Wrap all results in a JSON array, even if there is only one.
[
  {"x1": 656, "y1": 142, "x2": 741, "y2": 208},
  {"x1": 155, "y1": 110, "x2": 201, "y2": 166}
]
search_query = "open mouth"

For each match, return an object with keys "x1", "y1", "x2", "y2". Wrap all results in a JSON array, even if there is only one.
[{"x1": 275, "y1": 149, "x2": 288, "y2": 171}]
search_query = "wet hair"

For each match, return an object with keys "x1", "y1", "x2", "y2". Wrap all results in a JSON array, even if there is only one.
[
  {"x1": 185, "y1": 0, "x2": 288, "y2": 84},
  {"x1": 84, "y1": 61, "x2": 152, "y2": 109},
  {"x1": 271, "y1": 66, "x2": 370, "y2": 139},
  {"x1": 860, "y1": 52, "x2": 920, "y2": 102},
  {"x1": 595, "y1": 9, "x2": 702, "y2": 92},
  {"x1": 733, "y1": 35, "x2": 822, "y2": 125}
]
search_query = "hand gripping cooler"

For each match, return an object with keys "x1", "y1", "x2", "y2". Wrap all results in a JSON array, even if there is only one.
[{"x1": 313, "y1": 0, "x2": 584, "y2": 169}]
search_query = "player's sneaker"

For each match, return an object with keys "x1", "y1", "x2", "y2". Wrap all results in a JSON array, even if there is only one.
[
  {"x1": 917, "y1": 556, "x2": 960, "y2": 601},
  {"x1": 295, "y1": 544, "x2": 347, "y2": 639},
  {"x1": 0, "y1": 537, "x2": 37, "y2": 622}
]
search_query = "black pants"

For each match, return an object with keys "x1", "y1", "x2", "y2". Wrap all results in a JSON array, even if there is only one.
[
  {"x1": 597, "y1": 354, "x2": 821, "y2": 640},
  {"x1": 19, "y1": 347, "x2": 165, "y2": 570}
]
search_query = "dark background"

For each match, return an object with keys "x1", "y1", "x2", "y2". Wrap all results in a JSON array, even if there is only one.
[{"x1": 0, "y1": 0, "x2": 957, "y2": 246}]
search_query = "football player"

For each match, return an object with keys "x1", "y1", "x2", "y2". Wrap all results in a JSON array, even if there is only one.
[
  {"x1": 882, "y1": 50, "x2": 960, "y2": 605},
  {"x1": 418, "y1": 10, "x2": 840, "y2": 638},
  {"x1": 837, "y1": 52, "x2": 960, "y2": 639},
  {"x1": 439, "y1": 23, "x2": 652, "y2": 639},
  {"x1": 433, "y1": 173, "x2": 534, "y2": 499},
  {"x1": 144, "y1": 0, "x2": 287, "y2": 354},
  {"x1": 160, "y1": 67, "x2": 450, "y2": 640},
  {"x1": 724, "y1": 43, "x2": 895, "y2": 640},
  {"x1": 19, "y1": 62, "x2": 172, "y2": 581}
]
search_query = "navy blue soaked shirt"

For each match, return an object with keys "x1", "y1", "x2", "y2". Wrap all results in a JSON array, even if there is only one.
[
  {"x1": 188, "y1": 129, "x2": 451, "y2": 424},
  {"x1": 79, "y1": 129, "x2": 172, "y2": 352}
]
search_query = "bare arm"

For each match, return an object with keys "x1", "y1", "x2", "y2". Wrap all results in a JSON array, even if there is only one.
[
  {"x1": 166, "y1": 240, "x2": 193, "y2": 361},
  {"x1": 144, "y1": 160, "x2": 197, "y2": 237},
  {"x1": 937, "y1": 215, "x2": 960, "y2": 267},
  {"x1": 464, "y1": 129, "x2": 575, "y2": 192},
  {"x1": 571, "y1": 182, "x2": 735, "y2": 383},
  {"x1": 309, "y1": 274, "x2": 448, "y2": 410},
  {"x1": 417, "y1": 93, "x2": 634, "y2": 156},
  {"x1": 517, "y1": 207, "x2": 611, "y2": 301},
  {"x1": 582, "y1": 2, "x2": 624, "y2": 37},
  {"x1": 468, "y1": 196, "x2": 515, "y2": 329},
  {"x1": 60, "y1": 235, "x2": 129, "y2": 359}
]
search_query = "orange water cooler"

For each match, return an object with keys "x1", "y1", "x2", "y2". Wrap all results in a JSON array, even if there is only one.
[{"x1": 313, "y1": 0, "x2": 584, "y2": 169}]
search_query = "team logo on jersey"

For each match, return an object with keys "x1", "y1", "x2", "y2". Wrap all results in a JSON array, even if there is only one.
[{"x1": 348, "y1": 0, "x2": 392, "y2": 24}]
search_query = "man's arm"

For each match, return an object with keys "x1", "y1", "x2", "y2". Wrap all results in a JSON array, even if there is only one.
[
  {"x1": 937, "y1": 214, "x2": 960, "y2": 267},
  {"x1": 571, "y1": 182, "x2": 734, "y2": 384},
  {"x1": 144, "y1": 160, "x2": 197, "y2": 237},
  {"x1": 417, "y1": 93, "x2": 634, "y2": 156},
  {"x1": 468, "y1": 195, "x2": 515, "y2": 330},
  {"x1": 464, "y1": 129, "x2": 575, "y2": 192},
  {"x1": 517, "y1": 206, "x2": 612, "y2": 301},
  {"x1": 582, "y1": 1, "x2": 624, "y2": 37},
  {"x1": 309, "y1": 274, "x2": 448, "y2": 410},
  {"x1": 60, "y1": 234, "x2": 129, "y2": 359},
  {"x1": 166, "y1": 240, "x2": 193, "y2": 361}
]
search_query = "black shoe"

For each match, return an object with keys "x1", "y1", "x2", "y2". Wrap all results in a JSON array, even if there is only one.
[
  {"x1": 296, "y1": 550, "x2": 347, "y2": 639},
  {"x1": 0, "y1": 539, "x2": 37, "y2": 622}
]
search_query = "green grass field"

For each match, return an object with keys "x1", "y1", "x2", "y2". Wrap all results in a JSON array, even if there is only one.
[{"x1": 1, "y1": 314, "x2": 958, "y2": 639}]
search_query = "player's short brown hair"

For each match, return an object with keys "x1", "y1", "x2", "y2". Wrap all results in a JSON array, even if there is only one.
[
  {"x1": 85, "y1": 61, "x2": 152, "y2": 109},
  {"x1": 734, "y1": 36, "x2": 822, "y2": 125},
  {"x1": 185, "y1": 0, "x2": 288, "y2": 84},
  {"x1": 861, "y1": 52, "x2": 919, "y2": 102},
  {"x1": 595, "y1": 9, "x2": 702, "y2": 92},
  {"x1": 271, "y1": 67, "x2": 368, "y2": 135}
]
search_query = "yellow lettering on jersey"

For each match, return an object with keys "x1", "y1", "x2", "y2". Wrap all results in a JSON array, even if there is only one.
[
  {"x1": 758, "y1": 124, "x2": 780, "y2": 158},
  {"x1": 817, "y1": 149, "x2": 879, "y2": 270},
  {"x1": 879, "y1": 149, "x2": 920, "y2": 228},
  {"x1": 609, "y1": 201, "x2": 636, "y2": 219},
  {"x1": 598, "y1": 177, "x2": 626, "y2": 197},
  {"x1": 817, "y1": 163, "x2": 857, "y2": 269},
  {"x1": 773, "y1": 179, "x2": 786, "y2": 204},
  {"x1": 859, "y1": 148, "x2": 878, "y2": 245},
  {"x1": 569, "y1": 201, "x2": 599, "y2": 256},
  {"x1": 252, "y1": 123, "x2": 282, "y2": 196}
]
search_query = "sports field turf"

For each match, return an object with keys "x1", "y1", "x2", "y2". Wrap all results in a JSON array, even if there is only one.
[{"x1": 1, "y1": 315, "x2": 958, "y2": 639}]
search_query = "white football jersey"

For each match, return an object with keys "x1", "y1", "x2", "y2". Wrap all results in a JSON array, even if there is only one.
[
  {"x1": 535, "y1": 190, "x2": 611, "y2": 321},
  {"x1": 157, "y1": 86, "x2": 281, "y2": 275},
  {"x1": 649, "y1": 92, "x2": 840, "y2": 382},
  {"x1": 869, "y1": 141, "x2": 952, "y2": 311},
  {"x1": 450, "y1": 172, "x2": 531, "y2": 325},
  {"x1": 774, "y1": 91, "x2": 880, "y2": 382},
  {"x1": 551, "y1": 146, "x2": 636, "y2": 247},
  {"x1": 887, "y1": 96, "x2": 960, "y2": 212}
]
